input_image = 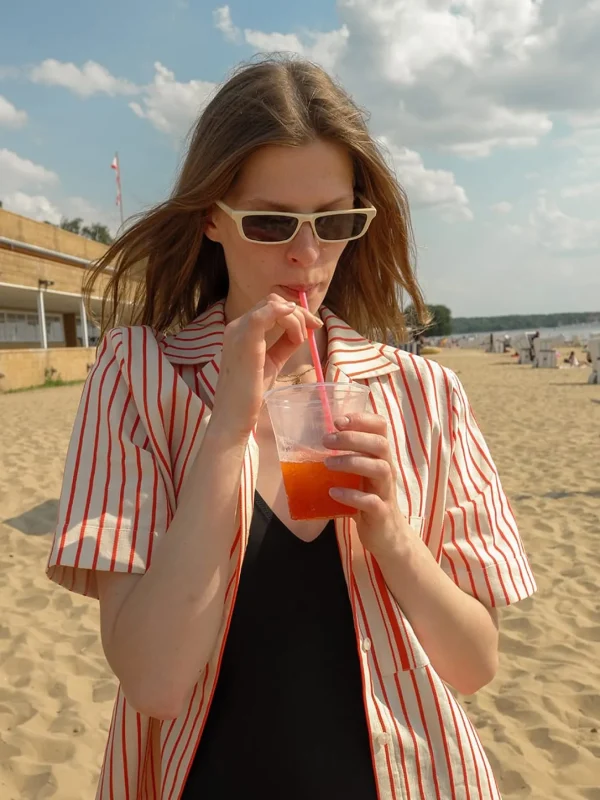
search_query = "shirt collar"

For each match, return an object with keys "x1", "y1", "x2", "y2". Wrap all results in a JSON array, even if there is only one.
[{"x1": 159, "y1": 300, "x2": 399, "y2": 380}]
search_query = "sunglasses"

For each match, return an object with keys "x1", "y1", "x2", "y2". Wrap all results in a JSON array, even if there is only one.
[{"x1": 215, "y1": 199, "x2": 377, "y2": 244}]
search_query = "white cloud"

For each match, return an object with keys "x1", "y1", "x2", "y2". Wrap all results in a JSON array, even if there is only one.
[
  {"x1": 2, "y1": 191, "x2": 62, "y2": 224},
  {"x1": 492, "y1": 201, "x2": 513, "y2": 214},
  {"x1": 214, "y1": 6, "x2": 349, "y2": 73},
  {"x1": 560, "y1": 182, "x2": 600, "y2": 199},
  {"x1": 213, "y1": 6, "x2": 241, "y2": 42},
  {"x1": 0, "y1": 95, "x2": 27, "y2": 128},
  {"x1": 0, "y1": 148, "x2": 118, "y2": 232},
  {"x1": 379, "y1": 138, "x2": 473, "y2": 222},
  {"x1": 129, "y1": 62, "x2": 215, "y2": 138},
  {"x1": 212, "y1": 1, "x2": 562, "y2": 158},
  {"x1": 569, "y1": 111, "x2": 600, "y2": 129},
  {"x1": 0, "y1": 148, "x2": 62, "y2": 225},
  {"x1": 530, "y1": 194, "x2": 600, "y2": 255},
  {"x1": 242, "y1": 26, "x2": 350, "y2": 72},
  {"x1": 30, "y1": 59, "x2": 137, "y2": 97},
  {"x1": 0, "y1": 148, "x2": 58, "y2": 193}
]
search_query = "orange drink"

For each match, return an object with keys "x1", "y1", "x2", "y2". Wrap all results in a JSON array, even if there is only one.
[
  {"x1": 264, "y1": 382, "x2": 371, "y2": 522},
  {"x1": 281, "y1": 460, "x2": 360, "y2": 519}
]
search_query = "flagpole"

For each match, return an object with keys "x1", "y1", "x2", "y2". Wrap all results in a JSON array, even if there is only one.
[
  {"x1": 111, "y1": 152, "x2": 124, "y2": 227},
  {"x1": 116, "y1": 151, "x2": 124, "y2": 227}
]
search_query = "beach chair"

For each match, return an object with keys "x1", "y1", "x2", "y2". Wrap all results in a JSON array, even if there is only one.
[
  {"x1": 533, "y1": 337, "x2": 559, "y2": 368},
  {"x1": 587, "y1": 338, "x2": 600, "y2": 384},
  {"x1": 513, "y1": 333, "x2": 534, "y2": 364},
  {"x1": 397, "y1": 341, "x2": 419, "y2": 354},
  {"x1": 516, "y1": 336, "x2": 534, "y2": 364}
]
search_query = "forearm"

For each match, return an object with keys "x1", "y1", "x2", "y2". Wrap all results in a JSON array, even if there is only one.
[
  {"x1": 110, "y1": 420, "x2": 248, "y2": 717},
  {"x1": 376, "y1": 535, "x2": 499, "y2": 695}
]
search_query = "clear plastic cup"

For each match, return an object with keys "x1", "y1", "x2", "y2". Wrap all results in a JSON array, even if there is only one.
[{"x1": 263, "y1": 383, "x2": 371, "y2": 520}]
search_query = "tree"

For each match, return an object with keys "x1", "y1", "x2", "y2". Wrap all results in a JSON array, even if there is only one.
[
  {"x1": 60, "y1": 217, "x2": 113, "y2": 244},
  {"x1": 403, "y1": 303, "x2": 453, "y2": 338},
  {"x1": 60, "y1": 217, "x2": 83, "y2": 235},
  {"x1": 81, "y1": 222, "x2": 113, "y2": 245},
  {"x1": 427, "y1": 304, "x2": 453, "y2": 337}
]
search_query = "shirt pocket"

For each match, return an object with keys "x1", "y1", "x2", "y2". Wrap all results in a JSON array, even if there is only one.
[{"x1": 354, "y1": 516, "x2": 431, "y2": 677}]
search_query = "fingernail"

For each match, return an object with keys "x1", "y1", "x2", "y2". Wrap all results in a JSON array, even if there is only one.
[
  {"x1": 335, "y1": 416, "x2": 350, "y2": 428},
  {"x1": 286, "y1": 301, "x2": 296, "y2": 308},
  {"x1": 323, "y1": 432, "x2": 338, "y2": 443}
]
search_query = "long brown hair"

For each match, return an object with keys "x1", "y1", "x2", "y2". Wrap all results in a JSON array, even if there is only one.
[{"x1": 85, "y1": 54, "x2": 429, "y2": 343}]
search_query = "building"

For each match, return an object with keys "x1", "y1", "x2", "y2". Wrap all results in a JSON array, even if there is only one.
[{"x1": 0, "y1": 208, "x2": 112, "y2": 391}]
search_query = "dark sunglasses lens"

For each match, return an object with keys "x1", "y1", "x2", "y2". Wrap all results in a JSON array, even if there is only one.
[
  {"x1": 241, "y1": 214, "x2": 298, "y2": 242},
  {"x1": 315, "y1": 212, "x2": 368, "y2": 241}
]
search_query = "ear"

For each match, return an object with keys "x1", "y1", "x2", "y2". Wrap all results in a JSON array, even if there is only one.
[{"x1": 203, "y1": 207, "x2": 221, "y2": 243}]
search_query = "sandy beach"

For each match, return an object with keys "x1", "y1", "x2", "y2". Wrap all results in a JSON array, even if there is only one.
[{"x1": 1, "y1": 349, "x2": 599, "y2": 799}]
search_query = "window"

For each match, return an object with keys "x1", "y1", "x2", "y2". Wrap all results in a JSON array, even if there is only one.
[{"x1": 0, "y1": 310, "x2": 64, "y2": 343}]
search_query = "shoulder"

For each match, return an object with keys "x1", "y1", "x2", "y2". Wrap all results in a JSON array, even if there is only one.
[
  {"x1": 377, "y1": 341, "x2": 461, "y2": 396},
  {"x1": 94, "y1": 324, "x2": 164, "y2": 369}
]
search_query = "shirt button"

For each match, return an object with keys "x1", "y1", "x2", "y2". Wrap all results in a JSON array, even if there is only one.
[{"x1": 361, "y1": 638, "x2": 372, "y2": 652}]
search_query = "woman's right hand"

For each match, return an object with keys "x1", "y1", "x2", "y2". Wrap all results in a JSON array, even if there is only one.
[{"x1": 209, "y1": 294, "x2": 324, "y2": 441}]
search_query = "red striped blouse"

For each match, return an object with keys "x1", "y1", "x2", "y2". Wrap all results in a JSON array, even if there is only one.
[{"x1": 47, "y1": 301, "x2": 536, "y2": 799}]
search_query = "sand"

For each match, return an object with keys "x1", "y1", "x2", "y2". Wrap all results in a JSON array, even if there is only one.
[{"x1": 1, "y1": 349, "x2": 599, "y2": 799}]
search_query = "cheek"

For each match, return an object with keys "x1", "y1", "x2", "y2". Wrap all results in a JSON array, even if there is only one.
[
  {"x1": 324, "y1": 242, "x2": 348, "y2": 272},
  {"x1": 222, "y1": 237, "x2": 276, "y2": 286}
]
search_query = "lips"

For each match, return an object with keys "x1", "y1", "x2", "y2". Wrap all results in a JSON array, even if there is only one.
[{"x1": 280, "y1": 284, "x2": 318, "y2": 294}]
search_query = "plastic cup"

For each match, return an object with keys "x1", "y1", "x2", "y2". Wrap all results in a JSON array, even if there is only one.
[{"x1": 263, "y1": 383, "x2": 371, "y2": 520}]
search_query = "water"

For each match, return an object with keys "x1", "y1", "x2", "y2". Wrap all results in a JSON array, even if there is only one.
[{"x1": 454, "y1": 323, "x2": 600, "y2": 344}]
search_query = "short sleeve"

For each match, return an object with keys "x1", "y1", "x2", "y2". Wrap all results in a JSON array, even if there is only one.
[
  {"x1": 440, "y1": 372, "x2": 536, "y2": 608},
  {"x1": 47, "y1": 330, "x2": 171, "y2": 599}
]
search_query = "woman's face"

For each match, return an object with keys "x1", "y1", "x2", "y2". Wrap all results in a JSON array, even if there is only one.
[{"x1": 205, "y1": 138, "x2": 355, "y2": 319}]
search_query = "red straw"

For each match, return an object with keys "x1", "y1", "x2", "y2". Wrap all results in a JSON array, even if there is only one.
[{"x1": 299, "y1": 292, "x2": 335, "y2": 433}]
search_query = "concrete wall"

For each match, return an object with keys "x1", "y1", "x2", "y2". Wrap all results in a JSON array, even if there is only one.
[
  {"x1": 0, "y1": 208, "x2": 112, "y2": 297},
  {"x1": 0, "y1": 347, "x2": 96, "y2": 392},
  {"x1": 0, "y1": 208, "x2": 109, "y2": 260}
]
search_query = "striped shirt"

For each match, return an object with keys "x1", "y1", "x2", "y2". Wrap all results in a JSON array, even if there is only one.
[{"x1": 47, "y1": 300, "x2": 536, "y2": 800}]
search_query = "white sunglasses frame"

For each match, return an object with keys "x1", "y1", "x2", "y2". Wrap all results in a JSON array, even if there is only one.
[{"x1": 215, "y1": 199, "x2": 377, "y2": 245}]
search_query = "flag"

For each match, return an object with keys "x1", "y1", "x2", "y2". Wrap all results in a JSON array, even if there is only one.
[{"x1": 111, "y1": 154, "x2": 122, "y2": 210}]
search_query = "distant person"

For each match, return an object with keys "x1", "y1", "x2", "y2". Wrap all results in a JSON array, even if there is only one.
[
  {"x1": 564, "y1": 350, "x2": 580, "y2": 367},
  {"x1": 529, "y1": 329, "x2": 540, "y2": 362}
]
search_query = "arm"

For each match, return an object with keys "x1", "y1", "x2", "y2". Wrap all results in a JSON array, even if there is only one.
[
  {"x1": 98, "y1": 421, "x2": 247, "y2": 720},
  {"x1": 96, "y1": 297, "x2": 322, "y2": 719},
  {"x1": 326, "y1": 412, "x2": 498, "y2": 693},
  {"x1": 374, "y1": 537, "x2": 499, "y2": 694},
  {"x1": 325, "y1": 389, "x2": 534, "y2": 695}
]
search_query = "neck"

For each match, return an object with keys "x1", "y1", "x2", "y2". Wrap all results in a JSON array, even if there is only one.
[{"x1": 279, "y1": 324, "x2": 328, "y2": 376}]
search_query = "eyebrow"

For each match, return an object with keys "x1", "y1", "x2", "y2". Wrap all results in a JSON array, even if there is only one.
[{"x1": 242, "y1": 195, "x2": 354, "y2": 212}]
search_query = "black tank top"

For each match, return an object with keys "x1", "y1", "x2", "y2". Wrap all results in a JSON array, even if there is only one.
[{"x1": 182, "y1": 493, "x2": 378, "y2": 799}]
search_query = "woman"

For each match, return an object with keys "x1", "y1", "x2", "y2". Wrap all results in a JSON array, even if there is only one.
[{"x1": 47, "y1": 56, "x2": 536, "y2": 799}]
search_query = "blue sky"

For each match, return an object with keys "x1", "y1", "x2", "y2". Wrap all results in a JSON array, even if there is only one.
[{"x1": 2, "y1": 0, "x2": 600, "y2": 317}]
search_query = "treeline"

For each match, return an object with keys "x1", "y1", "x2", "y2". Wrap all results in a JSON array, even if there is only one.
[{"x1": 452, "y1": 312, "x2": 600, "y2": 334}]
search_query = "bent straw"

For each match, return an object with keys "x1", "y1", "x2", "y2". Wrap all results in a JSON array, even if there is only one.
[{"x1": 298, "y1": 291, "x2": 336, "y2": 433}]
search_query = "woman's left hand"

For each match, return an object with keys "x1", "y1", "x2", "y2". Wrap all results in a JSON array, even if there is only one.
[{"x1": 323, "y1": 413, "x2": 411, "y2": 559}]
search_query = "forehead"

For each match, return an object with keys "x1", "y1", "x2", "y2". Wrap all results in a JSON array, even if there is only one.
[{"x1": 231, "y1": 139, "x2": 354, "y2": 210}]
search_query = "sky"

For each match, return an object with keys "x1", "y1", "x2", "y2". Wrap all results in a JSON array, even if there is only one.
[{"x1": 1, "y1": 0, "x2": 600, "y2": 318}]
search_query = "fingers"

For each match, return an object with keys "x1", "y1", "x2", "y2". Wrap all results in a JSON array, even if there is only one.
[
  {"x1": 322, "y1": 427, "x2": 390, "y2": 460},
  {"x1": 328, "y1": 486, "x2": 386, "y2": 516},
  {"x1": 247, "y1": 295, "x2": 322, "y2": 345},
  {"x1": 333, "y1": 413, "x2": 387, "y2": 435}
]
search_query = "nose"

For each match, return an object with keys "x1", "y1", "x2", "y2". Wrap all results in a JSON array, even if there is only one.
[{"x1": 286, "y1": 221, "x2": 319, "y2": 267}]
